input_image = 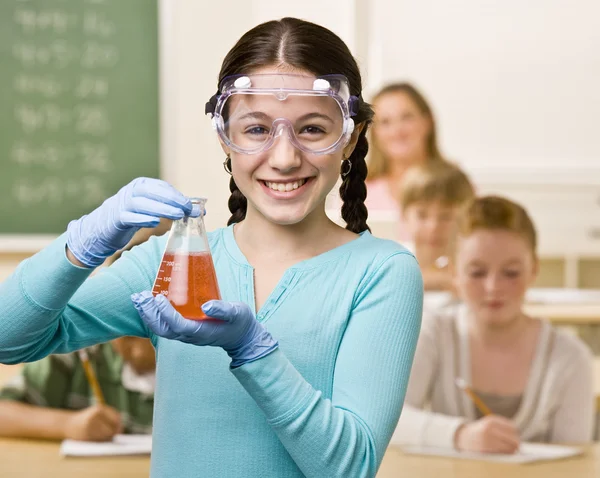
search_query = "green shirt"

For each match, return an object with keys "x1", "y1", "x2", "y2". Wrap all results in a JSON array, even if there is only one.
[{"x1": 0, "y1": 343, "x2": 153, "y2": 434}]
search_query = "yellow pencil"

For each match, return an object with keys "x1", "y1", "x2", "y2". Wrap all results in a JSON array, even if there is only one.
[
  {"x1": 455, "y1": 378, "x2": 492, "y2": 416},
  {"x1": 78, "y1": 349, "x2": 106, "y2": 405}
]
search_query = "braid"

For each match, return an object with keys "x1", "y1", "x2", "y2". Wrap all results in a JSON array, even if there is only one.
[
  {"x1": 226, "y1": 157, "x2": 247, "y2": 225},
  {"x1": 339, "y1": 127, "x2": 370, "y2": 234}
]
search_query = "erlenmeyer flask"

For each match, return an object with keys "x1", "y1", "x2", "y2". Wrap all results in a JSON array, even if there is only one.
[{"x1": 152, "y1": 198, "x2": 221, "y2": 320}]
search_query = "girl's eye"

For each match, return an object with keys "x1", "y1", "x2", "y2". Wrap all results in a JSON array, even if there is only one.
[
  {"x1": 245, "y1": 126, "x2": 269, "y2": 135},
  {"x1": 469, "y1": 270, "x2": 486, "y2": 278},
  {"x1": 299, "y1": 125, "x2": 326, "y2": 135},
  {"x1": 504, "y1": 270, "x2": 521, "y2": 279}
]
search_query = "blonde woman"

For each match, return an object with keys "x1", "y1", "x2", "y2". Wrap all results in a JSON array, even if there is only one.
[
  {"x1": 366, "y1": 83, "x2": 445, "y2": 239},
  {"x1": 392, "y1": 196, "x2": 595, "y2": 453}
]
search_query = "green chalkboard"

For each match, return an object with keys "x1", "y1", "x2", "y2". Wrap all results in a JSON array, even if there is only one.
[{"x1": 0, "y1": 0, "x2": 159, "y2": 234}]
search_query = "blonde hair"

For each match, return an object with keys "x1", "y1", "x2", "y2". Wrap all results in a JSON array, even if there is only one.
[
  {"x1": 457, "y1": 196, "x2": 537, "y2": 255},
  {"x1": 399, "y1": 161, "x2": 475, "y2": 211},
  {"x1": 367, "y1": 82, "x2": 443, "y2": 180}
]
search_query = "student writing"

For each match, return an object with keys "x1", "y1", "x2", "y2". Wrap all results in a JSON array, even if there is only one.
[{"x1": 391, "y1": 196, "x2": 594, "y2": 453}]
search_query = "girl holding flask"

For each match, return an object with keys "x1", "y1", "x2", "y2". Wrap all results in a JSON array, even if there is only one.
[{"x1": 0, "y1": 18, "x2": 423, "y2": 477}]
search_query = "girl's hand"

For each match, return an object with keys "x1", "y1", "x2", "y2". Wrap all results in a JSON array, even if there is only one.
[
  {"x1": 454, "y1": 415, "x2": 521, "y2": 454},
  {"x1": 67, "y1": 178, "x2": 201, "y2": 268},
  {"x1": 131, "y1": 292, "x2": 278, "y2": 368}
]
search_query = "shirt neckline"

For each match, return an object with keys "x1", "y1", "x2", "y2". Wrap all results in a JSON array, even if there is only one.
[
  {"x1": 455, "y1": 304, "x2": 551, "y2": 426},
  {"x1": 222, "y1": 223, "x2": 372, "y2": 271}
]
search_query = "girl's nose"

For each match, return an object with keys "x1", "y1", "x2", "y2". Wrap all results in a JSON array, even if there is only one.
[{"x1": 268, "y1": 129, "x2": 302, "y2": 172}]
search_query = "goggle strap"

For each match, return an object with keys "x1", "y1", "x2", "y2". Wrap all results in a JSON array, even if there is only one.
[
  {"x1": 205, "y1": 91, "x2": 220, "y2": 117},
  {"x1": 348, "y1": 95, "x2": 360, "y2": 117}
]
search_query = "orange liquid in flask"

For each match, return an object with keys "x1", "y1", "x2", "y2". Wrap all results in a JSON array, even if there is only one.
[{"x1": 152, "y1": 252, "x2": 221, "y2": 320}]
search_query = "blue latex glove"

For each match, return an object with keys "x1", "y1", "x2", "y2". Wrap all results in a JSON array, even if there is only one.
[
  {"x1": 131, "y1": 291, "x2": 279, "y2": 368},
  {"x1": 67, "y1": 177, "x2": 201, "y2": 268}
]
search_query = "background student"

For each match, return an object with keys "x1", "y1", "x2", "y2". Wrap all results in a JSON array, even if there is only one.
[
  {"x1": 391, "y1": 195, "x2": 595, "y2": 453},
  {"x1": 398, "y1": 160, "x2": 475, "y2": 292},
  {"x1": 365, "y1": 82, "x2": 446, "y2": 240},
  {"x1": 0, "y1": 225, "x2": 167, "y2": 442}
]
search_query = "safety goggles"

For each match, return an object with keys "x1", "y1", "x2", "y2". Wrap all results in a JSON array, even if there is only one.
[{"x1": 205, "y1": 74, "x2": 360, "y2": 155}]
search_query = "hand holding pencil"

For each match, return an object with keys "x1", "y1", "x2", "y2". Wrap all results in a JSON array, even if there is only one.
[
  {"x1": 62, "y1": 349, "x2": 122, "y2": 442},
  {"x1": 454, "y1": 378, "x2": 521, "y2": 454},
  {"x1": 64, "y1": 404, "x2": 123, "y2": 442}
]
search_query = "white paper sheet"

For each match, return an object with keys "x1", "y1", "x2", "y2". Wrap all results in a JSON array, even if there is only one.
[
  {"x1": 60, "y1": 434, "x2": 152, "y2": 457},
  {"x1": 400, "y1": 442, "x2": 583, "y2": 464}
]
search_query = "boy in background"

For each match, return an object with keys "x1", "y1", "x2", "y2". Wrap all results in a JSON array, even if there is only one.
[
  {"x1": 0, "y1": 221, "x2": 170, "y2": 441},
  {"x1": 398, "y1": 161, "x2": 475, "y2": 291}
]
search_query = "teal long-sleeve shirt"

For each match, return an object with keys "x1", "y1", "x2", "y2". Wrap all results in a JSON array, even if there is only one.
[{"x1": 0, "y1": 225, "x2": 423, "y2": 477}]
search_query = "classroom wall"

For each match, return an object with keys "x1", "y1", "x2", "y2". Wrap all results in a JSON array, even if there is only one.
[
  {"x1": 2, "y1": 0, "x2": 599, "y2": 283},
  {"x1": 364, "y1": 0, "x2": 600, "y2": 173}
]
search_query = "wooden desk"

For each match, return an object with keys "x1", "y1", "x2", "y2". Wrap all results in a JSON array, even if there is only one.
[
  {"x1": 0, "y1": 438, "x2": 150, "y2": 477},
  {"x1": 524, "y1": 303, "x2": 600, "y2": 325},
  {"x1": 1, "y1": 438, "x2": 598, "y2": 478},
  {"x1": 1, "y1": 364, "x2": 148, "y2": 476},
  {"x1": 378, "y1": 444, "x2": 600, "y2": 478}
]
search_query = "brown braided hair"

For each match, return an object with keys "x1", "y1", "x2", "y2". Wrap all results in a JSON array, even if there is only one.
[
  {"x1": 219, "y1": 18, "x2": 373, "y2": 233},
  {"x1": 225, "y1": 156, "x2": 247, "y2": 225}
]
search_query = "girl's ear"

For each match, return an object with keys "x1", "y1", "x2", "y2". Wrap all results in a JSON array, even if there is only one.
[
  {"x1": 218, "y1": 138, "x2": 230, "y2": 156},
  {"x1": 342, "y1": 122, "x2": 366, "y2": 158}
]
